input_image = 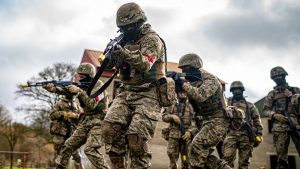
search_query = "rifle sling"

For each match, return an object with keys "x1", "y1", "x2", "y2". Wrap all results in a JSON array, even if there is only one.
[
  {"x1": 89, "y1": 66, "x2": 119, "y2": 99},
  {"x1": 87, "y1": 58, "x2": 120, "y2": 98}
]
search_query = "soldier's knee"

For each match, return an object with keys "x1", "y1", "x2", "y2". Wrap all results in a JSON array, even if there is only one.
[
  {"x1": 127, "y1": 133, "x2": 148, "y2": 156},
  {"x1": 84, "y1": 146, "x2": 92, "y2": 155},
  {"x1": 101, "y1": 122, "x2": 122, "y2": 143},
  {"x1": 72, "y1": 154, "x2": 81, "y2": 163}
]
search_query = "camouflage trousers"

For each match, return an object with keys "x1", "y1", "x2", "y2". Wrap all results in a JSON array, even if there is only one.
[
  {"x1": 167, "y1": 137, "x2": 191, "y2": 169},
  {"x1": 56, "y1": 114, "x2": 110, "y2": 169},
  {"x1": 53, "y1": 135, "x2": 82, "y2": 169},
  {"x1": 273, "y1": 131, "x2": 300, "y2": 169},
  {"x1": 222, "y1": 130, "x2": 253, "y2": 169},
  {"x1": 103, "y1": 86, "x2": 161, "y2": 169},
  {"x1": 189, "y1": 118, "x2": 229, "y2": 169}
]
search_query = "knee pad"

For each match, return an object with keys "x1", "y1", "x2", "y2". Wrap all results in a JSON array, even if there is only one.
[
  {"x1": 127, "y1": 134, "x2": 148, "y2": 156},
  {"x1": 72, "y1": 153, "x2": 81, "y2": 163},
  {"x1": 101, "y1": 122, "x2": 122, "y2": 143}
]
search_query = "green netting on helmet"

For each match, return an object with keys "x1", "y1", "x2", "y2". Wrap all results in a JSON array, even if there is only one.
[
  {"x1": 76, "y1": 63, "x2": 96, "y2": 78},
  {"x1": 116, "y1": 2, "x2": 147, "y2": 27},
  {"x1": 178, "y1": 53, "x2": 203, "y2": 69},
  {"x1": 270, "y1": 66, "x2": 288, "y2": 79}
]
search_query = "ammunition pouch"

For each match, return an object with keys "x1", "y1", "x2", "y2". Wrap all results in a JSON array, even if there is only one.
[
  {"x1": 161, "y1": 127, "x2": 170, "y2": 141},
  {"x1": 156, "y1": 77, "x2": 176, "y2": 107},
  {"x1": 225, "y1": 106, "x2": 245, "y2": 130},
  {"x1": 50, "y1": 121, "x2": 67, "y2": 136}
]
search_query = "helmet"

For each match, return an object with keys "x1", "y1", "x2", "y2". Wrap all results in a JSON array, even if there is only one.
[
  {"x1": 76, "y1": 63, "x2": 96, "y2": 78},
  {"x1": 116, "y1": 2, "x2": 147, "y2": 27},
  {"x1": 178, "y1": 53, "x2": 203, "y2": 69},
  {"x1": 230, "y1": 81, "x2": 245, "y2": 92},
  {"x1": 270, "y1": 66, "x2": 288, "y2": 79}
]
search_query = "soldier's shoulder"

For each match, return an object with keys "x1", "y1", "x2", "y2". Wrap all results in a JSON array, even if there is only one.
[
  {"x1": 246, "y1": 101, "x2": 256, "y2": 108},
  {"x1": 288, "y1": 86, "x2": 300, "y2": 94},
  {"x1": 266, "y1": 89, "x2": 276, "y2": 97},
  {"x1": 200, "y1": 69, "x2": 218, "y2": 80}
]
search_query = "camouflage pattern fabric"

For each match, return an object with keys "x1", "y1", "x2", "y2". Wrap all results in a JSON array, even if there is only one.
[
  {"x1": 107, "y1": 23, "x2": 166, "y2": 84},
  {"x1": 182, "y1": 70, "x2": 230, "y2": 169},
  {"x1": 162, "y1": 101, "x2": 196, "y2": 169},
  {"x1": 58, "y1": 114, "x2": 109, "y2": 169},
  {"x1": 222, "y1": 131, "x2": 253, "y2": 169},
  {"x1": 263, "y1": 84, "x2": 300, "y2": 169},
  {"x1": 53, "y1": 136, "x2": 82, "y2": 169},
  {"x1": 49, "y1": 98, "x2": 83, "y2": 169},
  {"x1": 56, "y1": 80, "x2": 110, "y2": 169},
  {"x1": 104, "y1": 86, "x2": 161, "y2": 168},
  {"x1": 222, "y1": 98, "x2": 263, "y2": 168},
  {"x1": 167, "y1": 138, "x2": 191, "y2": 169},
  {"x1": 103, "y1": 23, "x2": 165, "y2": 169}
]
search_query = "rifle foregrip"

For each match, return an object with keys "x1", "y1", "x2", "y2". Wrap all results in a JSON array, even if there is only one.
[{"x1": 20, "y1": 84, "x2": 29, "y2": 88}]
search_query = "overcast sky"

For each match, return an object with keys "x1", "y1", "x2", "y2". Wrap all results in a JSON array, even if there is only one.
[{"x1": 1, "y1": 0, "x2": 299, "y2": 122}]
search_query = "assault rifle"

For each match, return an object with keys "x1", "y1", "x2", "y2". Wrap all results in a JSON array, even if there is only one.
[
  {"x1": 242, "y1": 121, "x2": 256, "y2": 142},
  {"x1": 284, "y1": 110, "x2": 300, "y2": 139},
  {"x1": 178, "y1": 102, "x2": 188, "y2": 163},
  {"x1": 20, "y1": 80, "x2": 91, "y2": 89},
  {"x1": 87, "y1": 34, "x2": 125, "y2": 98},
  {"x1": 166, "y1": 71, "x2": 202, "y2": 92}
]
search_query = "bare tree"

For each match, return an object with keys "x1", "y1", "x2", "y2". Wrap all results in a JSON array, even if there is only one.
[
  {"x1": 0, "y1": 104, "x2": 11, "y2": 126},
  {"x1": 0, "y1": 121, "x2": 29, "y2": 169},
  {"x1": 15, "y1": 62, "x2": 76, "y2": 135}
]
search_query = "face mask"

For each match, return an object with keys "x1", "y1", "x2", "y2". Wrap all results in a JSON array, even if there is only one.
[
  {"x1": 182, "y1": 67, "x2": 202, "y2": 82},
  {"x1": 232, "y1": 88, "x2": 244, "y2": 100},
  {"x1": 79, "y1": 76, "x2": 92, "y2": 90},
  {"x1": 119, "y1": 21, "x2": 143, "y2": 41},
  {"x1": 273, "y1": 75, "x2": 286, "y2": 86},
  {"x1": 177, "y1": 91, "x2": 187, "y2": 102}
]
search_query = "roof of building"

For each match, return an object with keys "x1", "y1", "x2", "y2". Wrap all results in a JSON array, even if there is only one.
[{"x1": 78, "y1": 49, "x2": 226, "y2": 85}]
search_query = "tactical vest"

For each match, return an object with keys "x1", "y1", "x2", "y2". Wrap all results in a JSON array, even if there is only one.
[
  {"x1": 170, "y1": 101, "x2": 194, "y2": 130},
  {"x1": 228, "y1": 97, "x2": 254, "y2": 130},
  {"x1": 271, "y1": 86, "x2": 297, "y2": 114},
  {"x1": 120, "y1": 24, "x2": 166, "y2": 85},
  {"x1": 50, "y1": 99, "x2": 80, "y2": 137},
  {"x1": 191, "y1": 88, "x2": 223, "y2": 116},
  {"x1": 199, "y1": 88, "x2": 223, "y2": 116}
]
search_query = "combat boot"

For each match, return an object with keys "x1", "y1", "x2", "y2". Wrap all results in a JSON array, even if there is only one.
[
  {"x1": 222, "y1": 165, "x2": 232, "y2": 169},
  {"x1": 110, "y1": 156, "x2": 125, "y2": 169},
  {"x1": 56, "y1": 164, "x2": 66, "y2": 169},
  {"x1": 74, "y1": 161, "x2": 84, "y2": 169}
]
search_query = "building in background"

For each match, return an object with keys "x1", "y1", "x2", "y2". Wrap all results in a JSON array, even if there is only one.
[{"x1": 253, "y1": 98, "x2": 300, "y2": 169}]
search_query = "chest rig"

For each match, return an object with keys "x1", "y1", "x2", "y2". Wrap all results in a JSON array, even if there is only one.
[
  {"x1": 172, "y1": 101, "x2": 193, "y2": 128},
  {"x1": 229, "y1": 98, "x2": 252, "y2": 125},
  {"x1": 120, "y1": 31, "x2": 166, "y2": 83},
  {"x1": 271, "y1": 86, "x2": 296, "y2": 114}
]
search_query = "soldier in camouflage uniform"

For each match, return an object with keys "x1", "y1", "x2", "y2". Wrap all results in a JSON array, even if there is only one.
[
  {"x1": 101, "y1": 2, "x2": 166, "y2": 169},
  {"x1": 44, "y1": 86, "x2": 84, "y2": 169},
  {"x1": 175, "y1": 53, "x2": 231, "y2": 169},
  {"x1": 55, "y1": 63, "x2": 110, "y2": 169},
  {"x1": 162, "y1": 89, "x2": 197, "y2": 169},
  {"x1": 263, "y1": 66, "x2": 300, "y2": 169},
  {"x1": 222, "y1": 81, "x2": 263, "y2": 169}
]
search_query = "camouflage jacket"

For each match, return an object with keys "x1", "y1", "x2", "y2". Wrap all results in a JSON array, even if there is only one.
[
  {"x1": 228, "y1": 97, "x2": 263, "y2": 135},
  {"x1": 77, "y1": 80, "x2": 108, "y2": 118},
  {"x1": 182, "y1": 69, "x2": 225, "y2": 117},
  {"x1": 108, "y1": 23, "x2": 166, "y2": 87},
  {"x1": 49, "y1": 97, "x2": 82, "y2": 137},
  {"x1": 162, "y1": 101, "x2": 197, "y2": 139},
  {"x1": 263, "y1": 84, "x2": 300, "y2": 132}
]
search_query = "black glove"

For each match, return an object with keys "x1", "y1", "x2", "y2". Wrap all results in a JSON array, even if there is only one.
[
  {"x1": 184, "y1": 67, "x2": 202, "y2": 82},
  {"x1": 168, "y1": 72, "x2": 185, "y2": 86}
]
